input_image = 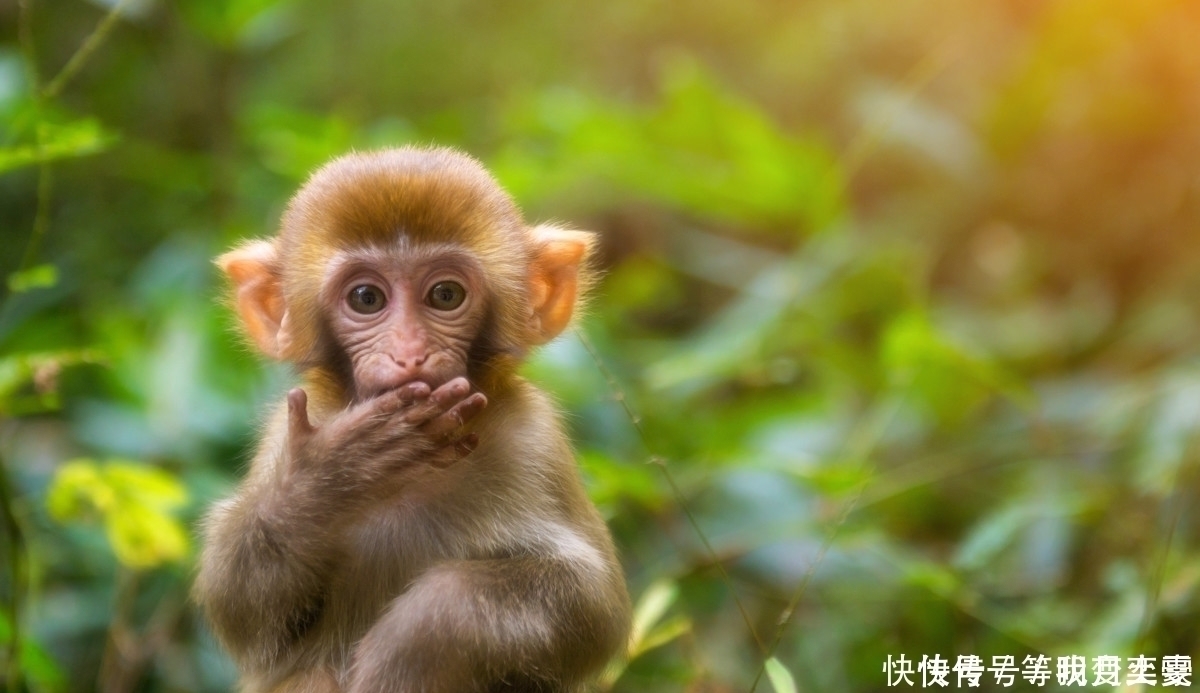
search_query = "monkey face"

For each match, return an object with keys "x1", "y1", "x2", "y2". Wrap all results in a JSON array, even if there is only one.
[{"x1": 319, "y1": 243, "x2": 489, "y2": 402}]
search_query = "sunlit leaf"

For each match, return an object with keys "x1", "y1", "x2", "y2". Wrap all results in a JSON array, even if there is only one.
[
  {"x1": 104, "y1": 462, "x2": 189, "y2": 510},
  {"x1": 495, "y1": 59, "x2": 846, "y2": 232},
  {"x1": 900, "y1": 558, "x2": 960, "y2": 597},
  {"x1": 881, "y1": 310, "x2": 1028, "y2": 423},
  {"x1": 7, "y1": 264, "x2": 58, "y2": 293},
  {"x1": 793, "y1": 461, "x2": 873, "y2": 498},
  {"x1": 0, "y1": 118, "x2": 115, "y2": 174},
  {"x1": 248, "y1": 104, "x2": 355, "y2": 180},
  {"x1": 578, "y1": 450, "x2": 663, "y2": 513},
  {"x1": 107, "y1": 504, "x2": 190, "y2": 569},
  {"x1": 46, "y1": 458, "x2": 191, "y2": 569},
  {"x1": 765, "y1": 657, "x2": 799, "y2": 693},
  {"x1": 178, "y1": 0, "x2": 293, "y2": 49},
  {"x1": 46, "y1": 459, "x2": 110, "y2": 520},
  {"x1": 628, "y1": 578, "x2": 679, "y2": 655},
  {"x1": 635, "y1": 615, "x2": 691, "y2": 656},
  {"x1": 601, "y1": 580, "x2": 691, "y2": 689}
]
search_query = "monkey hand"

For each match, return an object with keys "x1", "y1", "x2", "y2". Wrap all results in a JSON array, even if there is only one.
[
  {"x1": 399, "y1": 377, "x2": 487, "y2": 466},
  {"x1": 283, "y1": 379, "x2": 486, "y2": 492}
]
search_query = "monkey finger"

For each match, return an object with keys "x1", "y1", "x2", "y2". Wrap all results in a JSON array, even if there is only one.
[
  {"x1": 402, "y1": 377, "x2": 471, "y2": 424},
  {"x1": 287, "y1": 389, "x2": 316, "y2": 438},
  {"x1": 421, "y1": 393, "x2": 487, "y2": 441},
  {"x1": 357, "y1": 382, "x2": 431, "y2": 427},
  {"x1": 429, "y1": 377, "x2": 471, "y2": 406},
  {"x1": 394, "y1": 381, "x2": 431, "y2": 406}
]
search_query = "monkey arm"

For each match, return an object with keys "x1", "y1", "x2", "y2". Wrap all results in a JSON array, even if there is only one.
[
  {"x1": 347, "y1": 552, "x2": 629, "y2": 693},
  {"x1": 193, "y1": 457, "x2": 344, "y2": 674},
  {"x1": 192, "y1": 399, "x2": 397, "y2": 675}
]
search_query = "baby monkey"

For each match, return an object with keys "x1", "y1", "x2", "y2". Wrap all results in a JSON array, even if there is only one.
[{"x1": 194, "y1": 147, "x2": 630, "y2": 693}]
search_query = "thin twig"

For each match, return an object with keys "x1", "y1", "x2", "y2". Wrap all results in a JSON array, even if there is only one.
[
  {"x1": 17, "y1": 148, "x2": 54, "y2": 276},
  {"x1": 41, "y1": 0, "x2": 134, "y2": 101},
  {"x1": 575, "y1": 328, "x2": 768, "y2": 656},
  {"x1": 747, "y1": 393, "x2": 900, "y2": 693}
]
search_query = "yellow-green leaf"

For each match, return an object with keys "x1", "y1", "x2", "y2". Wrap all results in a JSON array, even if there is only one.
[
  {"x1": 0, "y1": 119, "x2": 116, "y2": 175},
  {"x1": 765, "y1": 657, "x2": 799, "y2": 693},
  {"x1": 634, "y1": 614, "x2": 691, "y2": 657},
  {"x1": 46, "y1": 459, "x2": 109, "y2": 520},
  {"x1": 7, "y1": 264, "x2": 58, "y2": 293},
  {"x1": 104, "y1": 461, "x2": 188, "y2": 511},
  {"x1": 45, "y1": 458, "x2": 191, "y2": 569},
  {"x1": 106, "y1": 504, "x2": 190, "y2": 569},
  {"x1": 628, "y1": 579, "x2": 679, "y2": 654}
]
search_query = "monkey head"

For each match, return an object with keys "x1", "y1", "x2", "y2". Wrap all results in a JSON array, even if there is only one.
[{"x1": 217, "y1": 147, "x2": 594, "y2": 400}]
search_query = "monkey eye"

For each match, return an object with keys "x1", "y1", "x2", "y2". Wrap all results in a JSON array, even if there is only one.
[
  {"x1": 426, "y1": 281, "x2": 466, "y2": 311},
  {"x1": 347, "y1": 284, "x2": 387, "y2": 314}
]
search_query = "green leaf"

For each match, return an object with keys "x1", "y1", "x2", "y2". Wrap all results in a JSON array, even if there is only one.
[
  {"x1": 600, "y1": 580, "x2": 692, "y2": 690},
  {"x1": 628, "y1": 579, "x2": 679, "y2": 656},
  {"x1": 636, "y1": 614, "x2": 691, "y2": 656},
  {"x1": 46, "y1": 459, "x2": 191, "y2": 569},
  {"x1": 104, "y1": 461, "x2": 189, "y2": 511},
  {"x1": 0, "y1": 349, "x2": 104, "y2": 415},
  {"x1": 953, "y1": 504, "x2": 1031, "y2": 571},
  {"x1": 901, "y1": 558, "x2": 961, "y2": 597},
  {"x1": 7, "y1": 263, "x2": 58, "y2": 293},
  {"x1": 881, "y1": 310, "x2": 1028, "y2": 423},
  {"x1": 0, "y1": 119, "x2": 115, "y2": 175},
  {"x1": 0, "y1": 609, "x2": 67, "y2": 690},
  {"x1": 179, "y1": 0, "x2": 294, "y2": 50},
  {"x1": 646, "y1": 233, "x2": 852, "y2": 394},
  {"x1": 46, "y1": 459, "x2": 109, "y2": 520},
  {"x1": 765, "y1": 657, "x2": 799, "y2": 693},
  {"x1": 107, "y1": 504, "x2": 190, "y2": 569}
]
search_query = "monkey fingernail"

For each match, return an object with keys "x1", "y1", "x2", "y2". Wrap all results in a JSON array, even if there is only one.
[{"x1": 397, "y1": 382, "x2": 429, "y2": 404}]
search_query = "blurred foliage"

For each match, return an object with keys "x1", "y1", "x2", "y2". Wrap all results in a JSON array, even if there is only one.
[
  {"x1": 4, "y1": 0, "x2": 1200, "y2": 691},
  {"x1": 46, "y1": 459, "x2": 189, "y2": 570}
]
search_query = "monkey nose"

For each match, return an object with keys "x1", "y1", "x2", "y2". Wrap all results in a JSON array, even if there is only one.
[{"x1": 393, "y1": 351, "x2": 428, "y2": 369}]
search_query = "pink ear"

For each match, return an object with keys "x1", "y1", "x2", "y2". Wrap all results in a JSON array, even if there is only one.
[
  {"x1": 216, "y1": 240, "x2": 288, "y2": 358},
  {"x1": 528, "y1": 225, "x2": 595, "y2": 344}
]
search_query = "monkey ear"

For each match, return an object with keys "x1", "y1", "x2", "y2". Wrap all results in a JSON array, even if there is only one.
[
  {"x1": 528, "y1": 224, "x2": 595, "y2": 345},
  {"x1": 216, "y1": 240, "x2": 289, "y2": 359}
]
